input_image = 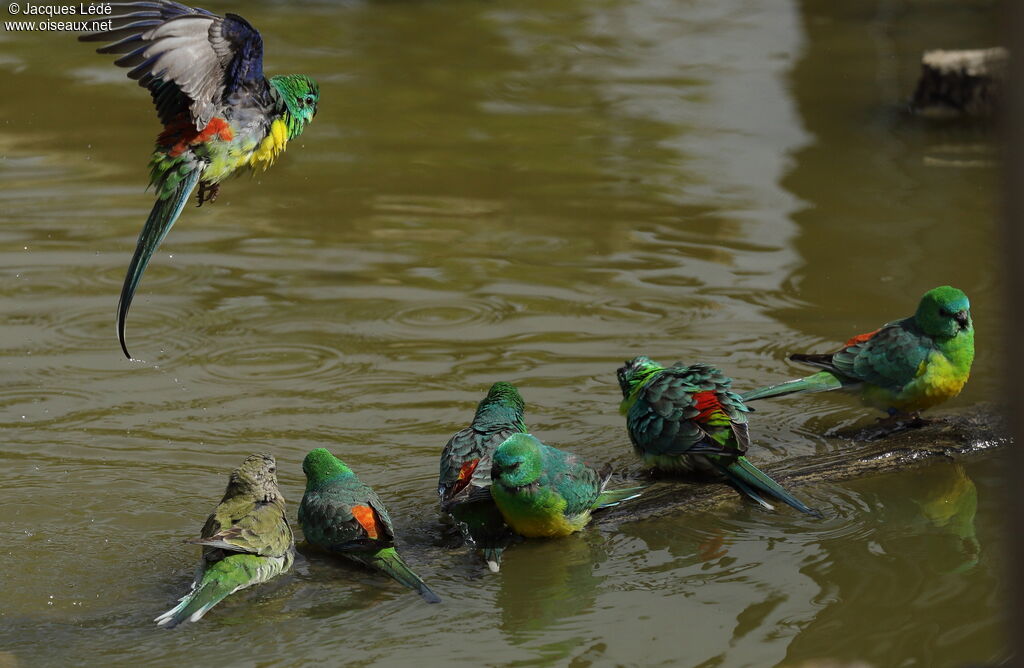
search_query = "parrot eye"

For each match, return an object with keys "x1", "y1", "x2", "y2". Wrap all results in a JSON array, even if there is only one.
[{"x1": 304, "y1": 95, "x2": 315, "y2": 105}]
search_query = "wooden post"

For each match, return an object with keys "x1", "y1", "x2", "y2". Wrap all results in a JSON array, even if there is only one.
[{"x1": 910, "y1": 47, "x2": 1007, "y2": 117}]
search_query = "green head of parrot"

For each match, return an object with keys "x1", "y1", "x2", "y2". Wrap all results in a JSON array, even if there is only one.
[
  {"x1": 491, "y1": 433, "x2": 545, "y2": 489},
  {"x1": 616, "y1": 355, "x2": 664, "y2": 398},
  {"x1": 301, "y1": 448, "x2": 353, "y2": 488},
  {"x1": 483, "y1": 381, "x2": 525, "y2": 410},
  {"x1": 270, "y1": 74, "x2": 320, "y2": 133},
  {"x1": 915, "y1": 286, "x2": 971, "y2": 338}
]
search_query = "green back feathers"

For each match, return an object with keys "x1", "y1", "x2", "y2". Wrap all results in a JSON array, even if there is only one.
[
  {"x1": 914, "y1": 286, "x2": 972, "y2": 339},
  {"x1": 301, "y1": 448, "x2": 354, "y2": 489},
  {"x1": 269, "y1": 74, "x2": 320, "y2": 138}
]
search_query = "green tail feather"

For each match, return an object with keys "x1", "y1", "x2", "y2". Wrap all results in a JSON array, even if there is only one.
[
  {"x1": 365, "y1": 548, "x2": 442, "y2": 604},
  {"x1": 740, "y1": 371, "x2": 845, "y2": 403},
  {"x1": 594, "y1": 485, "x2": 645, "y2": 509},
  {"x1": 154, "y1": 554, "x2": 260, "y2": 628},
  {"x1": 717, "y1": 457, "x2": 821, "y2": 517},
  {"x1": 117, "y1": 167, "x2": 202, "y2": 359}
]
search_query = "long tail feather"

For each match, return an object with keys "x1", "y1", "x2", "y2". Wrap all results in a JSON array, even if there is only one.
[
  {"x1": 717, "y1": 457, "x2": 821, "y2": 517},
  {"x1": 365, "y1": 548, "x2": 442, "y2": 604},
  {"x1": 594, "y1": 485, "x2": 645, "y2": 509},
  {"x1": 739, "y1": 371, "x2": 846, "y2": 403},
  {"x1": 117, "y1": 167, "x2": 202, "y2": 359},
  {"x1": 154, "y1": 554, "x2": 260, "y2": 628}
]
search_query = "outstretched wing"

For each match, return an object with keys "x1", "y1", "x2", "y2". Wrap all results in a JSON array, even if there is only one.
[
  {"x1": 80, "y1": 1, "x2": 269, "y2": 128},
  {"x1": 796, "y1": 319, "x2": 932, "y2": 391},
  {"x1": 626, "y1": 365, "x2": 741, "y2": 457}
]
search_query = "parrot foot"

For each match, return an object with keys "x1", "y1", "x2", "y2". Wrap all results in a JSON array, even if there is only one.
[{"x1": 196, "y1": 181, "x2": 220, "y2": 207}]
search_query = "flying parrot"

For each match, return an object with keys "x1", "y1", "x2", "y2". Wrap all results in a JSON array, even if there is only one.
[
  {"x1": 155, "y1": 453, "x2": 294, "y2": 627},
  {"x1": 298, "y1": 448, "x2": 441, "y2": 603},
  {"x1": 437, "y1": 381, "x2": 527, "y2": 572},
  {"x1": 740, "y1": 286, "x2": 974, "y2": 419},
  {"x1": 80, "y1": 1, "x2": 320, "y2": 358},
  {"x1": 489, "y1": 433, "x2": 643, "y2": 538},
  {"x1": 617, "y1": 356, "x2": 819, "y2": 515}
]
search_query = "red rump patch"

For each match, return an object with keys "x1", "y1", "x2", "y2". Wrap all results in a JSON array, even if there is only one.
[
  {"x1": 159, "y1": 115, "x2": 235, "y2": 157},
  {"x1": 843, "y1": 328, "x2": 880, "y2": 348},
  {"x1": 449, "y1": 459, "x2": 479, "y2": 498},
  {"x1": 692, "y1": 391, "x2": 724, "y2": 422},
  {"x1": 351, "y1": 505, "x2": 380, "y2": 540}
]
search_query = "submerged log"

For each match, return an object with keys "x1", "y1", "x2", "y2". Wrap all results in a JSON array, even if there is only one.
[
  {"x1": 910, "y1": 47, "x2": 1007, "y2": 117},
  {"x1": 595, "y1": 404, "x2": 1009, "y2": 528}
]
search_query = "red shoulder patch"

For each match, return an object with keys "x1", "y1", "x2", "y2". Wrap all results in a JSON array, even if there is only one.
[
  {"x1": 843, "y1": 328, "x2": 880, "y2": 348},
  {"x1": 351, "y1": 505, "x2": 381, "y2": 540},
  {"x1": 448, "y1": 459, "x2": 479, "y2": 499},
  {"x1": 159, "y1": 116, "x2": 235, "y2": 158},
  {"x1": 692, "y1": 391, "x2": 725, "y2": 422}
]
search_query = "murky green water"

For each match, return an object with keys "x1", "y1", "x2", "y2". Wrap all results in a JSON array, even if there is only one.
[{"x1": 0, "y1": 0, "x2": 1006, "y2": 665}]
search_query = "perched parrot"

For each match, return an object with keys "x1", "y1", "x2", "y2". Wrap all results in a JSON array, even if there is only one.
[
  {"x1": 80, "y1": 1, "x2": 320, "y2": 358},
  {"x1": 740, "y1": 286, "x2": 974, "y2": 421},
  {"x1": 298, "y1": 448, "x2": 441, "y2": 603},
  {"x1": 617, "y1": 356, "x2": 819, "y2": 515},
  {"x1": 438, "y1": 382, "x2": 527, "y2": 572},
  {"x1": 489, "y1": 433, "x2": 643, "y2": 538},
  {"x1": 155, "y1": 453, "x2": 294, "y2": 627}
]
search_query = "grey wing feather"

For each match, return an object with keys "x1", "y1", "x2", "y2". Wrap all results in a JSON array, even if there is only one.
[{"x1": 81, "y1": 3, "x2": 233, "y2": 128}]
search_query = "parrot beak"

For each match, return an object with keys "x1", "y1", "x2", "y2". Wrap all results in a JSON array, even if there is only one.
[{"x1": 953, "y1": 310, "x2": 970, "y2": 330}]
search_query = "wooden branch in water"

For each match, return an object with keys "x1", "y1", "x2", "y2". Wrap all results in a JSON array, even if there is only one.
[
  {"x1": 910, "y1": 47, "x2": 1007, "y2": 117},
  {"x1": 595, "y1": 405, "x2": 1009, "y2": 527}
]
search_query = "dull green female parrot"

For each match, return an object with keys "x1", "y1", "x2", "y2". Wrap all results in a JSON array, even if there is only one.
[{"x1": 155, "y1": 453, "x2": 294, "y2": 627}]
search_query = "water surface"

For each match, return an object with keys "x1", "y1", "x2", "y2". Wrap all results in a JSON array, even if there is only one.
[{"x1": 0, "y1": 0, "x2": 1005, "y2": 665}]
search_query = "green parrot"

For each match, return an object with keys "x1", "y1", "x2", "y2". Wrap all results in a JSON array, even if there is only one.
[
  {"x1": 438, "y1": 382, "x2": 527, "y2": 572},
  {"x1": 740, "y1": 286, "x2": 974, "y2": 420},
  {"x1": 617, "y1": 356, "x2": 819, "y2": 515},
  {"x1": 81, "y1": 1, "x2": 320, "y2": 358},
  {"x1": 489, "y1": 433, "x2": 643, "y2": 538},
  {"x1": 155, "y1": 453, "x2": 294, "y2": 627},
  {"x1": 298, "y1": 448, "x2": 441, "y2": 603}
]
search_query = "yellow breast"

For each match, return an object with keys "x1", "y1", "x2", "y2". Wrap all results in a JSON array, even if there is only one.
[{"x1": 248, "y1": 119, "x2": 289, "y2": 170}]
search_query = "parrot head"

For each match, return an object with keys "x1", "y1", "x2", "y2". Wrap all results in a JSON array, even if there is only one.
[
  {"x1": 227, "y1": 453, "x2": 281, "y2": 502},
  {"x1": 491, "y1": 434, "x2": 544, "y2": 490},
  {"x1": 915, "y1": 286, "x2": 971, "y2": 338},
  {"x1": 270, "y1": 74, "x2": 320, "y2": 134},
  {"x1": 301, "y1": 448, "x2": 353, "y2": 489},
  {"x1": 616, "y1": 355, "x2": 664, "y2": 398},
  {"x1": 482, "y1": 382, "x2": 525, "y2": 410}
]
